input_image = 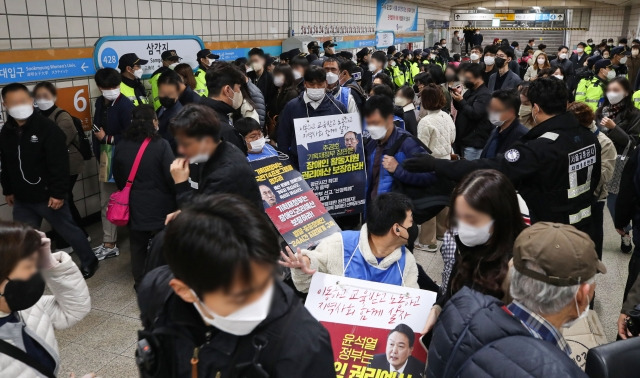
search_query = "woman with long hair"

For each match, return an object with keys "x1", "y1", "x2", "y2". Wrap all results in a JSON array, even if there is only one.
[
  {"x1": 270, "y1": 64, "x2": 299, "y2": 141},
  {"x1": 423, "y1": 169, "x2": 527, "y2": 334},
  {"x1": 524, "y1": 51, "x2": 550, "y2": 81},
  {"x1": 112, "y1": 105, "x2": 176, "y2": 289},
  {"x1": 174, "y1": 63, "x2": 197, "y2": 91}
]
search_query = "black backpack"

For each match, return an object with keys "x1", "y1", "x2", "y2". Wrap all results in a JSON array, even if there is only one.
[{"x1": 54, "y1": 110, "x2": 93, "y2": 160}]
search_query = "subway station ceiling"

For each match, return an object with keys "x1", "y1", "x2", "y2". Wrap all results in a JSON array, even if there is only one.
[{"x1": 424, "y1": 0, "x2": 640, "y2": 9}]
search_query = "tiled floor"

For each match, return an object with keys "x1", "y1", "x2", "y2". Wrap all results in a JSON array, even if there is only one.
[{"x1": 57, "y1": 210, "x2": 632, "y2": 377}]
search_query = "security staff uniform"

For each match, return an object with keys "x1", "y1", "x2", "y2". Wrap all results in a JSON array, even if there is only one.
[
  {"x1": 194, "y1": 49, "x2": 219, "y2": 97},
  {"x1": 575, "y1": 76, "x2": 606, "y2": 112},
  {"x1": 633, "y1": 90, "x2": 640, "y2": 110},
  {"x1": 419, "y1": 112, "x2": 601, "y2": 234},
  {"x1": 149, "y1": 50, "x2": 182, "y2": 110},
  {"x1": 118, "y1": 53, "x2": 149, "y2": 106}
]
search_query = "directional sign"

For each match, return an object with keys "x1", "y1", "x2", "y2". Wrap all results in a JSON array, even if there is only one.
[
  {"x1": 514, "y1": 13, "x2": 565, "y2": 21},
  {"x1": 0, "y1": 58, "x2": 95, "y2": 85},
  {"x1": 549, "y1": 14, "x2": 565, "y2": 21},
  {"x1": 454, "y1": 13, "x2": 493, "y2": 21}
]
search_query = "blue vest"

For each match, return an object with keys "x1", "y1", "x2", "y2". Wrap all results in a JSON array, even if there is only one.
[
  {"x1": 336, "y1": 87, "x2": 351, "y2": 110},
  {"x1": 341, "y1": 231, "x2": 406, "y2": 286}
]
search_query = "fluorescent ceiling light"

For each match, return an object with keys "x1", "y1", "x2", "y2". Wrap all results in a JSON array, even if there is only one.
[
  {"x1": 532, "y1": 6, "x2": 541, "y2": 10},
  {"x1": 478, "y1": 7, "x2": 488, "y2": 10}
]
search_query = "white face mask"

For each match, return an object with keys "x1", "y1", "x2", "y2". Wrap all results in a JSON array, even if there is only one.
[
  {"x1": 133, "y1": 68, "x2": 143, "y2": 79},
  {"x1": 441, "y1": 44, "x2": 447, "y2": 48},
  {"x1": 484, "y1": 56, "x2": 495, "y2": 66},
  {"x1": 246, "y1": 66, "x2": 254, "y2": 73},
  {"x1": 249, "y1": 137, "x2": 266, "y2": 153},
  {"x1": 537, "y1": 58, "x2": 546, "y2": 66},
  {"x1": 607, "y1": 70, "x2": 616, "y2": 80},
  {"x1": 36, "y1": 99, "x2": 55, "y2": 111},
  {"x1": 273, "y1": 75, "x2": 284, "y2": 87},
  {"x1": 620, "y1": 56, "x2": 628, "y2": 64},
  {"x1": 368, "y1": 63, "x2": 377, "y2": 72},
  {"x1": 394, "y1": 97, "x2": 408, "y2": 107},
  {"x1": 367, "y1": 125, "x2": 387, "y2": 140},
  {"x1": 293, "y1": 70, "x2": 303, "y2": 80},
  {"x1": 390, "y1": 61, "x2": 396, "y2": 67},
  {"x1": 252, "y1": 62, "x2": 264, "y2": 72},
  {"x1": 633, "y1": 50, "x2": 639, "y2": 58},
  {"x1": 306, "y1": 88, "x2": 325, "y2": 102},
  {"x1": 101, "y1": 88, "x2": 121, "y2": 101},
  {"x1": 457, "y1": 219, "x2": 494, "y2": 247},
  {"x1": 189, "y1": 141, "x2": 210, "y2": 164},
  {"x1": 191, "y1": 283, "x2": 274, "y2": 336},
  {"x1": 606, "y1": 91, "x2": 625, "y2": 105},
  {"x1": 8, "y1": 104, "x2": 34, "y2": 120},
  {"x1": 562, "y1": 293, "x2": 590, "y2": 328},
  {"x1": 430, "y1": 54, "x2": 437, "y2": 60},
  {"x1": 169, "y1": 62, "x2": 179, "y2": 69},
  {"x1": 206, "y1": 58, "x2": 214, "y2": 67},
  {"x1": 469, "y1": 53, "x2": 480, "y2": 61},
  {"x1": 559, "y1": 53, "x2": 568, "y2": 60},
  {"x1": 488, "y1": 111, "x2": 505, "y2": 127},
  {"x1": 553, "y1": 74, "x2": 564, "y2": 81},
  {"x1": 326, "y1": 72, "x2": 339, "y2": 85},
  {"x1": 576, "y1": 48, "x2": 584, "y2": 53},
  {"x1": 228, "y1": 88, "x2": 243, "y2": 109}
]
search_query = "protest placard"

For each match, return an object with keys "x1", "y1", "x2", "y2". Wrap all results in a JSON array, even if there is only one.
[
  {"x1": 250, "y1": 156, "x2": 341, "y2": 250},
  {"x1": 305, "y1": 273, "x2": 437, "y2": 378},
  {"x1": 294, "y1": 113, "x2": 366, "y2": 218}
]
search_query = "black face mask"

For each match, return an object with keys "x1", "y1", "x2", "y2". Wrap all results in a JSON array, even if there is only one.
[
  {"x1": 464, "y1": 80, "x2": 475, "y2": 89},
  {"x1": 494, "y1": 57, "x2": 506, "y2": 68},
  {"x1": 159, "y1": 96, "x2": 177, "y2": 109},
  {"x1": 1, "y1": 273, "x2": 45, "y2": 312}
]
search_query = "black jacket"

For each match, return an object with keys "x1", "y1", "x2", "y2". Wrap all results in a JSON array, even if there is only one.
[
  {"x1": 199, "y1": 97, "x2": 247, "y2": 153},
  {"x1": 432, "y1": 112, "x2": 601, "y2": 234},
  {"x1": 480, "y1": 119, "x2": 529, "y2": 159},
  {"x1": 175, "y1": 141, "x2": 262, "y2": 210},
  {"x1": 178, "y1": 86, "x2": 202, "y2": 106},
  {"x1": 453, "y1": 84, "x2": 492, "y2": 149},
  {"x1": 570, "y1": 52, "x2": 588, "y2": 70},
  {"x1": 113, "y1": 137, "x2": 176, "y2": 231},
  {"x1": 137, "y1": 266, "x2": 335, "y2": 378},
  {"x1": 248, "y1": 70, "x2": 277, "y2": 114},
  {"x1": 92, "y1": 94, "x2": 135, "y2": 159},
  {"x1": 0, "y1": 112, "x2": 69, "y2": 202},
  {"x1": 428, "y1": 287, "x2": 587, "y2": 378},
  {"x1": 368, "y1": 354, "x2": 424, "y2": 377},
  {"x1": 157, "y1": 101, "x2": 183, "y2": 154},
  {"x1": 615, "y1": 146, "x2": 640, "y2": 230}
]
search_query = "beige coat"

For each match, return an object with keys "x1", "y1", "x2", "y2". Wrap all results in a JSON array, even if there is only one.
[
  {"x1": 590, "y1": 122, "x2": 617, "y2": 200},
  {"x1": 48, "y1": 108, "x2": 85, "y2": 176}
]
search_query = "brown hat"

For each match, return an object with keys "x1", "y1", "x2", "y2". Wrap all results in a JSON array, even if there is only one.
[{"x1": 513, "y1": 222, "x2": 606, "y2": 286}]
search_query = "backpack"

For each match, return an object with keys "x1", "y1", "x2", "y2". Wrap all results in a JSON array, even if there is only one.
[
  {"x1": 54, "y1": 110, "x2": 93, "y2": 160},
  {"x1": 386, "y1": 133, "x2": 456, "y2": 224}
]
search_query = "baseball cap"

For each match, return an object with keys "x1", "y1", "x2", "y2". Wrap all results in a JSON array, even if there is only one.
[
  {"x1": 286, "y1": 48, "x2": 302, "y2": 60},
  {"x1": 197, "y1": 49, "x2": 219, "y2": 60},
  {"x1": 594, "y1": 59, "x2": 612, "y2": 71},
  {"x1": 161, "y1": 50, "x2": 181, "y2": 61},
  {"x1": 586, "y1": 55, "x2": 602, "y2": 69},
  {"x1": 513, "y1": 222, "x2": 607, "y2": 286},
  {"x1": 118, "y1": 53, "x2": 148, "y2": 70},
  {"x1": 307, "y1": 41, "x2": 320, "y2": 50},
  {"x1": 323, "y1": 40, "x2": 337, "y2": 49},
  {"x1": 412, "y1": 49, "x2": 422, "y2": 56},
  {"x1": 356, "y1": 48, "x2": 370, "y2": 58},
  {"x1": 339, "y1": 50, "x2": 353, "y2": 60},
  {"x1": 611, "y1": 46, "x2": 631, "y2": 56}
]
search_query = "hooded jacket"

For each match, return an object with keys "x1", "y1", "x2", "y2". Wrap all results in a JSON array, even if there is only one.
[{"x1": 137, "y1": 266, "x2": 335, "y2": 378}]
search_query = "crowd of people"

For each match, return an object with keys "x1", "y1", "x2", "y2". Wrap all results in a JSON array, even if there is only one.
[{"x1": 1, "y1": 29, "x2": 640, "y2": 377}]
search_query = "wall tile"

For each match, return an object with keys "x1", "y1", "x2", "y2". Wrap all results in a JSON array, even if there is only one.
[
  {"x1": 27, "y1": 0, "x2": 48, "y2": 15},
  {"x1": 82, "y1": 17, "x2": 100, "y2": 38},
  {"x1": 31, "y1": 38, "x2": 51, "y2": 48},
  {"x1": 63, "y1": 0, "x2": 81, "y2": 16},
  {"x1": 126, "y1": 18, "x2": 140, "y2": 35},
  {"x1": 8, "y1": 15, "x2": 30, "y2": 38},
  {"x1": 111, "y1": 0, "x2": 125, "y2": 17},
  {"x1": 48, "y1": 16, "x2": 68, "y2": 38},
  {"x1": 113, "y1": 18, "x2": 127, "y2": 36},
  {"x1": 66, "y1": 17, "x2": 85, "y2": 38},
  {"x1": 29, "y1": 16, "x2": 50, "y2": 38},
  {"x1": 98, "y1": 17, "x2": 114, "y2": 36},
  {"x1": 6, "y1": 0, "x2": 28, "y2": 14},
  {"x1": 11, "y1": 39, "x2": 32, "y2": 49},
  {"x1": 97, "y1": 0, "x2": 112, "y2": 17},
  {"x1": 0, "y1": 16, "x2": 9, "y2": 38},
  {"x1": 80, "y1": 0, "x2": 97, "y2": 17}
]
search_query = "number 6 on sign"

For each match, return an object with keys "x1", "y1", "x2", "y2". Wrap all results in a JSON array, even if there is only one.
[
  {"x1": 74, "y1": 89, "x2": 87, "y2": 112},
  {"x1": 56, "y1": 86, "x2": 92, "y2": 131}
]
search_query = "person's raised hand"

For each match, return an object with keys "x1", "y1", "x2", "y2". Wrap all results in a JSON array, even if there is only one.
[
  {"x1": 164, "y1": 210, "x2": 182, "y2": 225},
  {"x1": 279, "y1": 246, "x2": 316, "y2": 275},
  {"x1": 402, "y1": 153, "x2": 437, "y2": 173},
  {"x1": 170, "y1": 158, "x2": 190, "y2": 184}
]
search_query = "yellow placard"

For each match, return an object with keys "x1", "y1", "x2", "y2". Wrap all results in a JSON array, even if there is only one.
[{"x1": 494, "y1": 13, "x2": 515, "y2": 21}]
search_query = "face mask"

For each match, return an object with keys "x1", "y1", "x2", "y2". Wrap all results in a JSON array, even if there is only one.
[
  {"x1": 559, "y1": 53, "x2": 568, "y2": 60},
  {"x1": 252, "y1": 62, "x2": 264, "y2": 72},
  {"x1": 463, "y1": 80, "x2": 475, "y2": 89},
  {"x1": 408, "y1": 54, "x2": 413, "y2": 60},
  {"x1": 577, "y1": 48, "x2": 584, "y2": 53},
  {"x1": 603, "y1": 54, "x2": 610, "y2": 59},
  {"x1": 293, "y1": 70, "x2": 303, "y2": 80},
  {"x1": 394, "y1": 97, "x2": 408, "y2": 107},
  {"x1": 520, "y1": 104, "x2": 532, "y2": 120},
  {"x1": 445, "y1": 73, "x2": 456, "y2": 82},
  {"x1": 368, "y1": 63, "x2": 377, "y2": 72},
  {"x1": 248, "y1": 137, "x2": 266, "y2": 153},
  {"x1": 430, "y1": 54, "x2": 437, "y2": 60},
  {"x1": 159, "y1": 96, "x2": 177, "y2": 108},
  {"x1": 633, "y1": 50, "x2": 639, "y2": 57},
  {"x1": 470, "y1": 53, "x2": 480, "y2": 61},
  {"x1": 562, "y1": 293, "x2": 590, "y2": 328},
  {"x1": 246, "y1": 66, "x2": 253, "y2": 73},
  {"x1": 102, "y1": 88, "x2": 120, "y2": 101},
  {"x1": 607, "y1": 91, "x2": 625, "y2": 105},
  {"x1": 441, "y1": 44, "x2": 447, "y2": 48},
  {"x1": 189, "y1": 140, "x2": 210, "y2": 164},
  {"x1": 206, "y1": 58, "x2": 214, "y2": 67},
  {"x1": 133, "y1": 69, "x2": 143, "y2": 79},
  {"x1": 484, "y1": 56, "x2": 495, "y2": 66},
  {"x1": 488, "y1": 111, "x2": 505, "y2": 127},
  {"x1": 553, "y1": 74, "x2": 564, "y2": 81},
  {"x1": 457, "y1": 220, "x2": 494, "y2": 247},
  {"x1": 326, "y1": 72, "x2": 339, "y2": 85},
  {"x1": 36, "y1": 99, "x2": 55, "y2": 111},
  {"x1": 306, "y1": 88, "x2": 325, "y2": 102},
  {"x1": 191, "y1": 283, "x2": 274, "y2": 336},
  {"x1": 620, "y1": 56, "x2": 628, "y2": 64},
  {"x1": 273, "y1": 75, "x2": 284, "y2": 87},
  {"x1": 8, "y1": 104, "x2": 34, "y2": 120},
  {"x1": 537, "y1": 58, "x2": 546, "y2": 65},
  {"x1": 607, "y1": 70, "x2": 616, "y2": 80},
  {"x1": 367, "y1": 125, "x2": 388, "y2": 140},
  {"x1": 169, "y1": 62, "x2": 179, "y2": 69},
  {"x1": 0, "y1": 273, "x2": 45, "y2": 312},
  {"x1": 228, "y1": 88, "x2": 243, "y2": 109},
  {"x1": 494, "y1": 57, "x2": 506, "y2": 68}
]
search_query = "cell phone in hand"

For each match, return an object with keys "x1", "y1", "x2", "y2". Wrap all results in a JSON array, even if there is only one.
[{"x1": 92, "y1": 124, "x2": 101, "y2": 133}]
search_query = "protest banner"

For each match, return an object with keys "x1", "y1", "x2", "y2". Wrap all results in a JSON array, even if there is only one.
[
  {"x1": 250, "y1": 156, "x2": 341, "y2": 250},
  {"x1": 305, "y1": 273, "x2": 437, "y2": 378},
  {"x1": 294, "y1": 113, "x2": 366, "y2": 218}
]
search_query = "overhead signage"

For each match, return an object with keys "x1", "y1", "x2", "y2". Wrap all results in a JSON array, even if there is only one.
[
  {"x1": 376, "y1": 0, "x2": 418, "y2": 32},
  {"x1": 93, "y1": 35, "x2": 205, "y2": 79},
  {"x1": 375, "y1": 31, "x2": 395, "y2": 48},
  {"x1": 454, "y1": 13, "x2": 493, "y2": 21},
  {"x1": 208, "y1": 46, "x2": 281, "y2": 62},
  {"x1": 455, "y1": 13, "x2": 565, "y2": 22},
  {"x1": 0, "y1": 58, "x2": 95, "y2": 85},
  {"x1": 515, "y1": 13, "x2": 565, "y2": 21}
]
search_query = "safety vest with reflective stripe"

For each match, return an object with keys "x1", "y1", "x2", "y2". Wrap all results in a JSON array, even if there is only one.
[
  {"x1": 194, "y1": 68, "x2": 208, "y2": 97},
  {"x1": 575, "y1": 76, "x2": 604, "y2": 112},
  {"x1": 120, "y1": 82, "x2": 148, "y2": 107},
  {"x1": 148, "y1": 71, "x2": 163, "y2": 110},
  {"x1": 390, "y1": 65, "x2": 405, "y2": 87},
  {"x1": 633, "y1": 90, "x2": 640, "y2": 110}
]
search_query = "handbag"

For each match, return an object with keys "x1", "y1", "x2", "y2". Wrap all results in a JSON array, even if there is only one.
[
  {"x1": 106, "y1": 138, "x2": 151, "y2": 226},
  {"x1": 606, "y1": 141, "x2": 633, "y2": 195},
  {"x1": 99, "y1": 143, "x2": 116, "y2": 183},
  {"x1": 0, "y1": 339, "x2": 56, "y2": 378}
]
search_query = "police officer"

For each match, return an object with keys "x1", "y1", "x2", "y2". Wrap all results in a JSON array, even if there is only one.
[
  {"x1": 586, "y1": 38, "x2": 595, "y2": 56},
  {"x1": 610, "y1": 46, "x2": 631, "y2": 77},
  {"x1": 386, "y1": 54, "x2": 405, "y2": 88},
  {"x1": 149, "y1": 50, "x2": 181, "y2": 110},
  {"x1": 194, "y1": 49, "x2": 219, "y2": 97},
  {"x1": 323, "y1": 40, "x2": 338, "y2": 58},
  {"x1": 356, "y1": 48, "x2": 372, "y2": 93},
  {"x1": 307, "y1": 41, "x2": 321, "y2": 56},
  {"x1": 403, "y1": 77, "x2": 601, "y2": 236},
  {"x1": 118, "y1": 53, "x2": 149, "y2": 106},
  {"x1": 575, "y1": 59, "x2": 613, "y2": 112}
]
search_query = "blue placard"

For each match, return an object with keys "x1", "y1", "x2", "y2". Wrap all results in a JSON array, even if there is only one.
[{"x1": 0, "y1": 58, "x2": 96, "y2": 85}]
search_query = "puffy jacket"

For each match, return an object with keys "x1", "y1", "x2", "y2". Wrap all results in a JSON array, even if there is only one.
[
  {"x1": 453, "y1": 84, "x2": 492, "y2": 150},
  {"x1": 0, "y1": 252, "x2": 90, "y2": 378},
  {"x1": 428, "y1": 287, "x2": 587, "y2": 378},
  {"x1": 417, "y1": 110, "x2": 456, "y2": 159},
  {"x1": 247, "y1": 80, "x2": 266, "y2": 127}
]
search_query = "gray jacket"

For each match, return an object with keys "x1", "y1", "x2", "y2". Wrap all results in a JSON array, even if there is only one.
[
  {"x1": 487, "y1": 69, "x2": 522, "y2": 92},
  {"x1": 247, "y1": 81, "x2": 266, "y2": 127}
]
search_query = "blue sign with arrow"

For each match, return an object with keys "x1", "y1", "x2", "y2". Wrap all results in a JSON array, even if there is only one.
[{"x1": 0, "y1": 58, "x2": 95, "y2": 85}]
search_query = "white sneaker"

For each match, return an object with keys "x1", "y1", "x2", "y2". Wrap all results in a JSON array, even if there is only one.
[{"x1": 93, "y1": 245, "x2": 120, "y2": 261}]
